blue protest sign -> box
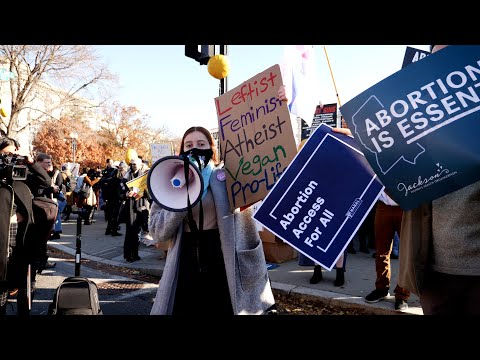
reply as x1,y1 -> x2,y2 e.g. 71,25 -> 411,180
401,46 -> 430,69
340,46 -> 480,210
253,124 -> 384,270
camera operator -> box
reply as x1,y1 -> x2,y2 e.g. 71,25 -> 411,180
0,137 -> 51,316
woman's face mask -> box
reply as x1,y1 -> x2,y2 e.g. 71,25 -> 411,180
180,147 -> 213,170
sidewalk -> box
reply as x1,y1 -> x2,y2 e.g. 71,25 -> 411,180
48,210 -> 423,315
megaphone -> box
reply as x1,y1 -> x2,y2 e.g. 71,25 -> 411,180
147,155 -> 204,212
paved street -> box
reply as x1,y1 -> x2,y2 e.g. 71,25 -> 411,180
5,253 -> 158,316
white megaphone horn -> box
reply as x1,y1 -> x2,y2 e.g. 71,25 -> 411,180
147,155 -> 204,212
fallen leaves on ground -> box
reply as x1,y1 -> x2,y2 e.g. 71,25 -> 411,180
273,292 -> 372,315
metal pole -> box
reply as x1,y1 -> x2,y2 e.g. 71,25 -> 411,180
75,215 -> 82,276
219,45 -> 228,96
217,45 -> 228,161
72,139 -> 76,164
323,46 -> 341,107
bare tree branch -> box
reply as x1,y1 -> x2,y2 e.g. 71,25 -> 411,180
0,45 -> 118,138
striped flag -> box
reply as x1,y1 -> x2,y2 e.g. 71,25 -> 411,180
280,45 -> 321,127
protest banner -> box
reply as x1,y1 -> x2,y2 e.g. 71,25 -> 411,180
151,143 -> 174,163
215,64 -> 297,210
253,123 -> 384,270
126,173 -> 148,199
301,103 -> 338,139
280,45 -> 321,127
340,46 -> 480,210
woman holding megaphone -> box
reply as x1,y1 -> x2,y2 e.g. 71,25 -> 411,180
148,126 -> 275,315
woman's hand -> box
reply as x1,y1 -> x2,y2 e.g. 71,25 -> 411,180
332,127 -> 353,137
278,85 -> 288,102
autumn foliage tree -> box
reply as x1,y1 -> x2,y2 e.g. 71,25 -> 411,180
98,102 -> 173,163
32,116 -> 107,169
33,102 -> 179,169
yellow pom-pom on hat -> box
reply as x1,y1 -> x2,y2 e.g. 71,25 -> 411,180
208,54 -> 230,80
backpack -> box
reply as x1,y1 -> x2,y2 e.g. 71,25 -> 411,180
48,276 -> 103,315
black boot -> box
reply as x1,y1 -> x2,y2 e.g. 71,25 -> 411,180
309,265 -> 323,284
334,267 -> 345,287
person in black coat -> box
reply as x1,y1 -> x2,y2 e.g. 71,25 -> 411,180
0,137 -> 50,315
100,166 -> 125,237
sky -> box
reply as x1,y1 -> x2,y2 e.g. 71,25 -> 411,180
95,45 -> 430,138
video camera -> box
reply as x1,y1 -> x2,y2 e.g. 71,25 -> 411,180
0,153 -> 28,181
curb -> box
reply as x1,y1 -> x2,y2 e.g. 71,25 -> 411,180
270,281 -> 420,315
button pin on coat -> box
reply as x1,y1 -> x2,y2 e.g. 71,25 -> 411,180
216,170 -> 226,182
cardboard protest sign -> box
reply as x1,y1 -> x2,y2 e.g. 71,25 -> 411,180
253,124 -> 384,270
340,45 -> 480,210
126,173 -> 148,199
215,64 -> 297,210
151,143 -> 174,163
